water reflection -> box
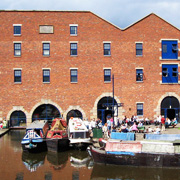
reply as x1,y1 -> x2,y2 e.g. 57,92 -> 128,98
91,163 -> 180,180
69,150 -> 93,169
1,130 -> 180,180
47,151 -> 68,170
22,151 -> 47,172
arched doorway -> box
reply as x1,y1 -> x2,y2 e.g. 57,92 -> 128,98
66,110 -> 83,124
10,111 -> 26,127
97,96 -> 117,124
161,96 -> 180,121
32,104 -> 61,124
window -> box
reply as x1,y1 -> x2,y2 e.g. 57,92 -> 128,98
70,69 -> 78,83
14,70 -> 21,83
136,69 -> 143,82
14,25 -> 21,35
70,26 -> 77,35
137,103 -> 143,116
104,43 -> 111,56
162,40 -> 178,59
136,43 -> 143,56
43,69 -> 50,83
14,43 -> 21,56
104,69 -> 111,82
162,64 -> 178,83
43,43 -> 50,56
70,43 -> 77,56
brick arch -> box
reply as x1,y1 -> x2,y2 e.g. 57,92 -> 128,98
7,106 -> 29,125
64,106 -> 86,121
154,92 -> 180,117
90,92 -> 123,119
29,99 -> 63,124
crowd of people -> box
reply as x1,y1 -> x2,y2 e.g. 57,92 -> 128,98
83,115 -> 178,139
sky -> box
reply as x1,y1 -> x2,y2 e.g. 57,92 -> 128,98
1,0 -> 180,29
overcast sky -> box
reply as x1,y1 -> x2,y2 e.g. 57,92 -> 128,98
1,0 -> 180,29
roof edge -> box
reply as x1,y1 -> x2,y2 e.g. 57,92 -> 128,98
0,10 -> 91,13
122,13 -> 180,31
0,9 -> 122,30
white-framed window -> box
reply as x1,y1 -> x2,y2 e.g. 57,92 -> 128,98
104,69 -> 111,82
13,24 -> 22,36
136,69 -> 143,82
42,42 -> 50,56
13,42 -> 22,56
70,42 -> 78,56
14,69 -> 22,83
70,68 -> 78,83
137,103 -> 143,116
70,24 -> 78,36
43,69 -> 50,83
136,42 -> 143,56
103,42 -> 111,56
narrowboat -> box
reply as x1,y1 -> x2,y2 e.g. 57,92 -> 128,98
46,118 -> 69,152
68,117 -> 92,150
88,136 -> 180,167
21,120 -> 49,152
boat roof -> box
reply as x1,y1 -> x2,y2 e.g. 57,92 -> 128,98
26,120 -> 48,130
68,118 -> 88,132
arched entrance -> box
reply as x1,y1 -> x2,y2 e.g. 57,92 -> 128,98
66,110 -> 83,124
10,111 -> 26,127
161,96 -> 180,121
32,104 -> 61,123
97,96 -> 117,124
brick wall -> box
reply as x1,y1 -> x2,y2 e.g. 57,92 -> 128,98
1,11 -> 180,124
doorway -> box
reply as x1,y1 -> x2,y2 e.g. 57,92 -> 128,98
161,96 -> 179,121
97,96 -> 117,124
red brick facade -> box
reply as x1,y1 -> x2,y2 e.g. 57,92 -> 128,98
1,11 -> 180,125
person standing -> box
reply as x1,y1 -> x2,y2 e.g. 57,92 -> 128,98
161,115 -> 165,131
107,118 -> 111,132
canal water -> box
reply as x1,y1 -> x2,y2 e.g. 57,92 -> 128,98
0,130 -> 180,180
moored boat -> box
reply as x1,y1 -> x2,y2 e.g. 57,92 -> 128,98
21,120 -> 49,153
88,138 -> 180,167
68,117 -> 92,150
46,118 -> 69,152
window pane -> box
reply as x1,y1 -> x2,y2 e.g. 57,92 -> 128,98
136,43 -> 143,56
43,43 -> 50,55
172,68 -> 178,77
14,70 -> 21,83
43,50 -> 50,55
104,69 -> 111,82
70,43 -> 77,55
70,26 -> 77,35
43,43 -> 50,49
104,43 -> 111,55
137,103 -> 143,116
15,70 -> 21,76
43,76 -> 50,82
43,70 -> 50,82
14,26 -> 21,34
43,70 -> 50,76
71,70 -> 77,82
14,43 -> 21,56
71,70 -> 77,76
136,69 -> 143,81
71,76 -> 77,82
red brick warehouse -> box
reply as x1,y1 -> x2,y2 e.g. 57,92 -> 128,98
1,10 -> 180,126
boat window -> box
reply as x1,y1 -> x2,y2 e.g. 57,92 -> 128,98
74,132 -> 85,139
